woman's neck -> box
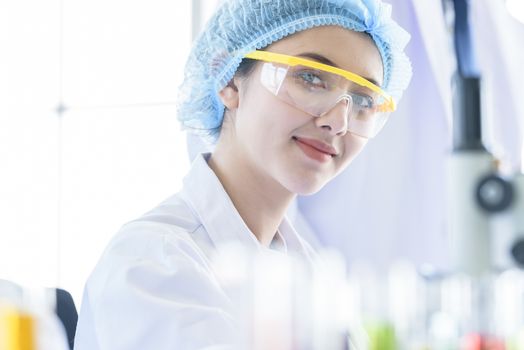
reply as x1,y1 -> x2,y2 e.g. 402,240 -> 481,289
208,144 -> 294,247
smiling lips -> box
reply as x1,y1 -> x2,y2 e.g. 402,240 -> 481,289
293,137 -> 338,163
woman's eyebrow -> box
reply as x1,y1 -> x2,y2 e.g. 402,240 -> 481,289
297,52 -> 338,67
297,52 -> 381,87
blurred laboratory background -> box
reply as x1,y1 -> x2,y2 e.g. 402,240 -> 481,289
1,1 -> 524,347
0,0 -> 202,305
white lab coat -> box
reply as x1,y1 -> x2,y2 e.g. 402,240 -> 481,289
297,0 -> 524,271
74,153 -> 315,350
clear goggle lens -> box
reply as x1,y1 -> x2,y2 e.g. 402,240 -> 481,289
259,62 -> 390,138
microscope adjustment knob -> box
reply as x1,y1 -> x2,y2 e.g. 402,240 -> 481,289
511,237 -> 524,267
476,174 -> 514,213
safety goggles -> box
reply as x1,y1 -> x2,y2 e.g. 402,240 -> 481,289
244,50 -> 395,138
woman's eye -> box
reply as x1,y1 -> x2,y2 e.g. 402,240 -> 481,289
295,71 -> 327,89
352,93 -> 374,109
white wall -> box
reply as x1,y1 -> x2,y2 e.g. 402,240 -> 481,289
0,0 -> 193,306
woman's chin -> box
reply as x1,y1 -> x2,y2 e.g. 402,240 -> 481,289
284,177 -> 328,196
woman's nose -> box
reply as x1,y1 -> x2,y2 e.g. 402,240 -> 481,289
315,97 -> 351,136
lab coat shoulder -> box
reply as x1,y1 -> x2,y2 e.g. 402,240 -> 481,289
75,214 -> 238,350
137,192 -> 202,233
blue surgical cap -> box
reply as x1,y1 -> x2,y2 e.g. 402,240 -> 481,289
177,0 -> 412,143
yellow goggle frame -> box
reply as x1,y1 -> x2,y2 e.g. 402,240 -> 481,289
244,50 -> 396,113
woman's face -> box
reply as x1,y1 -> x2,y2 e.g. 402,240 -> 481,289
220,26 -> 384,195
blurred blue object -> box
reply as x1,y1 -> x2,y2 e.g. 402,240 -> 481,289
55,288 -> 78,350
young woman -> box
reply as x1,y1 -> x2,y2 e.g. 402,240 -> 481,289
74,0 -> 412,349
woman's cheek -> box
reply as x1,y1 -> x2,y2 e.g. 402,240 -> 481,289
341,135 -> 369,164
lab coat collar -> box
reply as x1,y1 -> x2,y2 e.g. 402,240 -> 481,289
181,153 -> 311,257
